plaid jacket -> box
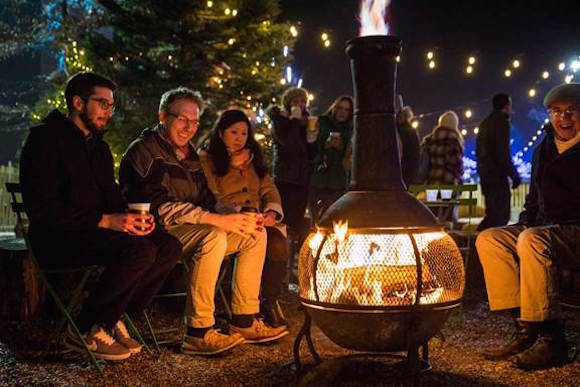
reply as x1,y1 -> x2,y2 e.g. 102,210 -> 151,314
421,126 -> 464,185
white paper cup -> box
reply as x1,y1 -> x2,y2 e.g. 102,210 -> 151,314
440,189 -> 453,200
425,189 -> 439,202
128,203 -> 151,213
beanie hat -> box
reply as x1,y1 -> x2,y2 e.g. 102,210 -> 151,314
543,83 -> 580,107
437,110 -> 459,131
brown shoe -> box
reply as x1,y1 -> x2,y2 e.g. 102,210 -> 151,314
182,329 -> 244,356
230,318 -> 289,344
113,320 -> 142,354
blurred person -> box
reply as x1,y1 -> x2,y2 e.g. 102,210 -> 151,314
20,72 -> 181,361
396,105 -> 420,186
476,83 -> 580,370
476,93 -> 521,231
266,87 -> 317,241
199,109 -> 290,331
417,110 -> 464,185
309,95 -> 354,226
120,88 -> 286,357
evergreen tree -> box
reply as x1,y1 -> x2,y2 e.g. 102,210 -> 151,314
85,0 -> 297,162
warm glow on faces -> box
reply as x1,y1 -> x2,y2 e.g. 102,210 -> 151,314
160,99 -> 200,148
75,86 -> 115,135
548,101 -> 580,141
221,121 -> 249,153
334,100 -> 353,123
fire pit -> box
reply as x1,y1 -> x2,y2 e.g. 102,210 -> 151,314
293,35 -> 465,374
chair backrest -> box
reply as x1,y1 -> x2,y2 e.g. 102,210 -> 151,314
5,182 -> 27,233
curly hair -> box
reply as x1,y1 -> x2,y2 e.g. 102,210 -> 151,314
207,109 -> 267,178
281,87 -> 308,112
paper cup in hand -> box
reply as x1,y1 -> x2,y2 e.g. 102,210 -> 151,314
128,203 -> 152,231
425,189 -> 438,202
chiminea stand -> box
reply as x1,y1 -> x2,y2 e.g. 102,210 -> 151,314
293,305 -> 433,376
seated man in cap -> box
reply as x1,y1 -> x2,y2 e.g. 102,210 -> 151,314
476,82 -> 580,370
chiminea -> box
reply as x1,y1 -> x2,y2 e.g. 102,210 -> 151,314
294,36 -> 465,373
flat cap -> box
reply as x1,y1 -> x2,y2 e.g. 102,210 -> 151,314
543,83 -> 580,107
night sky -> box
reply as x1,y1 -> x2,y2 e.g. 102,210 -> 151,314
279,0 -> 580,160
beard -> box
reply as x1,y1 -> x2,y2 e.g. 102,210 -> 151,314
80,110 -> 107,135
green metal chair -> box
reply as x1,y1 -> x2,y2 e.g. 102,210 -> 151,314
5,182 -> 150,372
143,255 -> 233,351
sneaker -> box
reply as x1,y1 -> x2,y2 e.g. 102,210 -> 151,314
182,328 -> 244,356
230,318 -> 289,344
65,324 -> 131,361
113,320 -> 142,354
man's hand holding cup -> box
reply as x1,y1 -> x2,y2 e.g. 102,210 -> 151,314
127,203 -> 155,235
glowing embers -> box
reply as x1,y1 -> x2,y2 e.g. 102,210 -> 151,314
299,223 -> 464,307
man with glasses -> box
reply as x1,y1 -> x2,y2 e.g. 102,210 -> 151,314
476,83 -> 580,370
120,87 -> 287,356
19,72 -> 182,361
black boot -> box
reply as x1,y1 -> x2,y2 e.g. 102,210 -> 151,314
514,319 -> 568,370
262,299 -> 288,328
482,319 -> 538,360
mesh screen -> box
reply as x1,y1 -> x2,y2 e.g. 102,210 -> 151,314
299,230 -> 464,307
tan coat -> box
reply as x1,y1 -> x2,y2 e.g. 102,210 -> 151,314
199,151 -> 287,236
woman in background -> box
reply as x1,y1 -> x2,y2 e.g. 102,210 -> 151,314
309,95 -> 354,226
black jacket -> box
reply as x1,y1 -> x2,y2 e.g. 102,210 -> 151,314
519,126 -> 580,226
476,110 -> 518,180
397,121 -> 421,186
268,106 -> 317,186
19,109 -> 126,233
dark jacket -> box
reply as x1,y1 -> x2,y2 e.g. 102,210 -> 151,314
310,115 -> 353,191
119,125 -> 216,227
268,106 -> 317,186
519,126 -> 580,226
476,110 -> 518,180
397,121 -> 421,186
20,109 -> 125,235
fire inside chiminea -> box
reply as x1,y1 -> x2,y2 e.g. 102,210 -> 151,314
295,33 -> 465,360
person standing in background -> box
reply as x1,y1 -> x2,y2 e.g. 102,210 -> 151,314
309,95 -> 354,226
476,93 -> 521,231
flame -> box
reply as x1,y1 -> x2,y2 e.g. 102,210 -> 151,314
333,220 -> 348,243
359,0 -> 390,36
305,229 -> 451,306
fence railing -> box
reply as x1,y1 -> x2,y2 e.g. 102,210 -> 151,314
0,164 -> 19,231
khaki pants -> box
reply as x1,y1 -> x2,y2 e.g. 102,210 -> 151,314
168,224 -> 267,328
476,224 -> 580,321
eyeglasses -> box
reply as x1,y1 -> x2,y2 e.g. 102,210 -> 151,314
167,111 -> 200,128
548,105 -> 580,119
82,97 -> 115,112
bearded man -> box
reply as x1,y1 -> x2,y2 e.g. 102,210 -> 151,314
19,72 -> 181,361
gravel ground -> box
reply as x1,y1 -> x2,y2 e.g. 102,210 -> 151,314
1,287 -> 578,387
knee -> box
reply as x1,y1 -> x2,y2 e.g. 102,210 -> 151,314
200,226 -> 228,254
517,228 -> 549,256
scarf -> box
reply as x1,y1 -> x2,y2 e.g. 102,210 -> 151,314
229,148 -> 253,176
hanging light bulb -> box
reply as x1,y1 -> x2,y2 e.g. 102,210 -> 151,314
528,88 -> 536,97
504,69 -> 512,77
512,59 -> 520,68
426,51 -> 434,60
468,56 -> 476,65
542,71 -> 550,79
